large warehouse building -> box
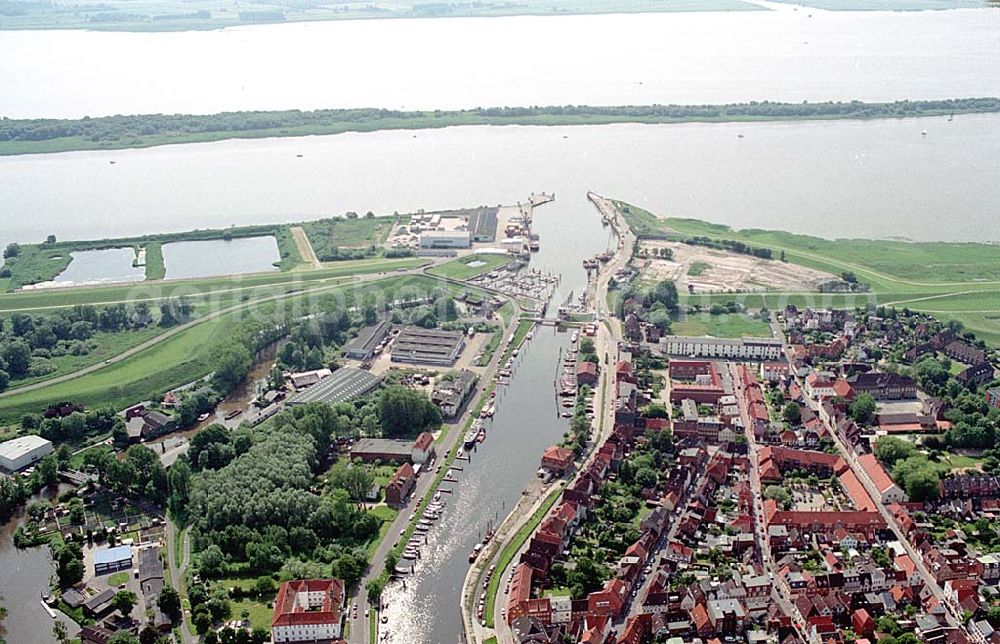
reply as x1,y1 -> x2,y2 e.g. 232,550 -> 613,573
0,435 -> 54,472
286,367 -> 382,406
419,230 -> 471,249
391,327 -> 466,366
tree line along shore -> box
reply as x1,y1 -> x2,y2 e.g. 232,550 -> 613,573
2,98 -> 998,155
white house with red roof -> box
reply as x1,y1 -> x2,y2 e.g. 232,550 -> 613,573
271,578 -> 345,643
857,453 -> 906,504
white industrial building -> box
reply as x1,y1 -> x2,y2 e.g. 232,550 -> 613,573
419,230 -> 471,249
0,435 -> 54,472
660,335 -> 783,361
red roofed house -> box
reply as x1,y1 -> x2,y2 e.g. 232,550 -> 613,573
832,379 -> 855,401
271,578 -> 345,643
944,579 -> 980,614
852,608 -> 875,638
616,361 -> 637,384
411,432 -> 435,464
541,445 -> 575,476
805,373 -> 838,399
857,453 -> 906,504
506,562 -> 535,624
587,578 -> 627,618
385,463 -> 416,508
577,361 -> 599,386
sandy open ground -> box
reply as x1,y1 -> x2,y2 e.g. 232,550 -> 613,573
637,240 -> 836,293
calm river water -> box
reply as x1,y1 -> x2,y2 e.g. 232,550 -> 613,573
2,114 -> 1000,250
0,486 -> 77,644
1,7 -> 999,118
380,188 -> 610,644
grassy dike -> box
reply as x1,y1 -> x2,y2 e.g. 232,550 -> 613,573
0,272 -> 429,423
2,99 -> 998,156
0,257 -> 425,313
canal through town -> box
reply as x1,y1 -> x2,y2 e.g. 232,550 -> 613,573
378,191 -> 611,643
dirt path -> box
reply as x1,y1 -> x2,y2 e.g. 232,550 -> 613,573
291,225 -> 322,269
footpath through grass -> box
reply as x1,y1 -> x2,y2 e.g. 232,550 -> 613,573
483,485 -> 562,627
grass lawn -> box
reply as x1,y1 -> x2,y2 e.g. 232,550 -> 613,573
366,505 -> 399,559
67,444 -> 113,470
643,210 -> 1000,289
477,330 -> 501,367
107,571 -> 129,586
6,324 -> 166,390
228,598 -> 274,631
483,485 -> 562,627
144,241 -> 165,280
426,254 -> 511,281
687,261 -> 712,276
499,319 -> 534,363
671,312 -> 772,338
173,523 -> 186,567
938,452 -> 983,472
0,313 -> 229,423
299,215 -> 396,256
499,301 -> 514,327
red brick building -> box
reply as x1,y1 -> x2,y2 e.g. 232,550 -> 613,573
385,462 -> 415,508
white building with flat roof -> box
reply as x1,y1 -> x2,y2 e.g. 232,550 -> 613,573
660,335 -> 783,361
0,435 -> 53,472
419,230 -> 470,249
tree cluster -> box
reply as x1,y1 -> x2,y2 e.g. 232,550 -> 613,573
617,279 -> 679,332
0,305 -> 151,388
187,404 -> 379,583
682,236 -> 772,259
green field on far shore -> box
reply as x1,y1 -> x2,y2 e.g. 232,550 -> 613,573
3,99 -> 998,156
1,0 -> 984,32
617,200 -> 1000,346
0,0 -> 761,32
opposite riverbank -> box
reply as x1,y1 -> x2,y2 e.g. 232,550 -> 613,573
2,98 -> 998,156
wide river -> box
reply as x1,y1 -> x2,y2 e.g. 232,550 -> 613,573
1,7 -> 999,118
2,114 -> 1000,250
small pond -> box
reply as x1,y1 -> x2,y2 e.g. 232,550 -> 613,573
161,236 -> 280,280
48,247 -> 144,287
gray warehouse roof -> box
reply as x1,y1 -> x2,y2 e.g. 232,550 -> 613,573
0,435 -> 52,460
286,367 -> 381,406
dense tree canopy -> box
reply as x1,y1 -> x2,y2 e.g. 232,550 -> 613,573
377,385 -> 443,438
